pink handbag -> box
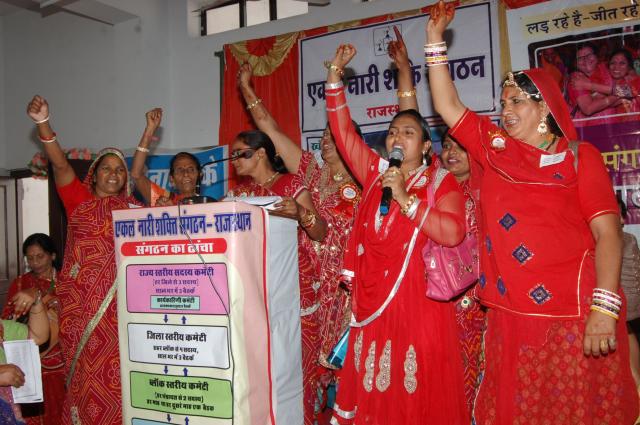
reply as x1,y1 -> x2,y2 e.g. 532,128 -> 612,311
422,172 -> 479,301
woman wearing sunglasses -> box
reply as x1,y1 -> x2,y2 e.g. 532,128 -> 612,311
226,129 -> 326,423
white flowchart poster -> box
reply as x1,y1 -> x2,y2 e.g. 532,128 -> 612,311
114,202 -> 301,425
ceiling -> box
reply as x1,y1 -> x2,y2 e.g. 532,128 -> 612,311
0,0 -> 330,23
0,0 -> 138,24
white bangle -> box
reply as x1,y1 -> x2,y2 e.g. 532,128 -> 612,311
325,81 -> 344,90
34,115 -> 50,124
136,146 -> 150,153
39,135 -> 57,144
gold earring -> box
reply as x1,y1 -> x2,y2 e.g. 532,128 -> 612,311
537,117 -> 548,135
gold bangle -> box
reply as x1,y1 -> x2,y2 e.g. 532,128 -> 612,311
246,98 -> 262,111
590,305 -> 619,320
323,61 -> 344,77
397,89 -> 417,98
401,194 -> 417,215
300,209 -> 317,228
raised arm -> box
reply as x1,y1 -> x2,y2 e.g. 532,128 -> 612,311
130,108 -> 163,205
326,44 -> 378,184
426,1 -> 466,128
237,63 -> 303,174
388,26 -> 419,111
27,96 -> 75,188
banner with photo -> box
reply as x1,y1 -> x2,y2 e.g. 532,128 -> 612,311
124,146 -> 229,202
508,0 -> 640,235
299,1 -> 500,154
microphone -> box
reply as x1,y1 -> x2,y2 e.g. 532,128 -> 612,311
380,146 -> 404,216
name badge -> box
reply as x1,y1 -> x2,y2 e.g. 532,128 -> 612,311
539,151 -> 566,168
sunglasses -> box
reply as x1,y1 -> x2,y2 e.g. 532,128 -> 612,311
230,149 -> 255,161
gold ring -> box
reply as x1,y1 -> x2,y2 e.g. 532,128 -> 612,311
599,339 -> 608,349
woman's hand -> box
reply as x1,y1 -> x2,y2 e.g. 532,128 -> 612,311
583,309 -> 617,357
10,288 -> 39,317
274,196 -> 300,219
331,44 -> 357,70
145,108 -> 163,134
426,0 -> 457,39
388,26 -> 410,68
155,196 -> 175,207
0,364 -> 25,388
27,95 -> 49,123
381,166 -> 409,205
571,75 -> 592,91
237,62 -> 253,89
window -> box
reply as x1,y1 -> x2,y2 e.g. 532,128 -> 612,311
202,0 -> 308,36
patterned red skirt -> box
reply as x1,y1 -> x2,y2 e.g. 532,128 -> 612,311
475,306 -> 639,424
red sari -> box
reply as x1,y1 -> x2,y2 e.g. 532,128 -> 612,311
326,85 -> 468,424
56,148 -> 139,425
449,69 -> 639,424
228,174 -> 321,425
2,273 -> 64,425
296,151 -> 360,369
452,178 -> 486,417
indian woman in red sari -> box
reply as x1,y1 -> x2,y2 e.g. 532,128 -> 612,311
130,108 -> 205,206
236,28 -> 416,396
226,129 -> 327,424
440,134 -> 486,417
236,61 -> 363,417
2,233 -> 64,425
27,95 -> 141,425
325,45 -> 468,424
427,1 -> 639,422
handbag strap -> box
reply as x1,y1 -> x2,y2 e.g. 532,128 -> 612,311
426,167 -> 449,208
66,278 -> 118,388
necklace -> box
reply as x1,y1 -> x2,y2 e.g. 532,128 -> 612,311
332,172 -> 345,182
260,172 -> 279,187
407,166 -> 423,177
537,135 -> 557,151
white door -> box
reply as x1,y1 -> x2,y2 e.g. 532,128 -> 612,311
0,177 -> 18,308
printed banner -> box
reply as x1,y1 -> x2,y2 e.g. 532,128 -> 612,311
125,146 -> 229,202
507,0 -> 640,237
299,1 -> 500,153
114,202 -> 302,425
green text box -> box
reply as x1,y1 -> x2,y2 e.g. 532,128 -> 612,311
130,372 -> 232,419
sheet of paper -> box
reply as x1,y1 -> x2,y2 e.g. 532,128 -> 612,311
4,339 -> 43,403
223,196 -> 281,210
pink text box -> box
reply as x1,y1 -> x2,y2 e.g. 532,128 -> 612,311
126,263 -> 229,315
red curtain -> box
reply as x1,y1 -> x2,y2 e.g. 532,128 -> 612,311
219,35 -> 300,186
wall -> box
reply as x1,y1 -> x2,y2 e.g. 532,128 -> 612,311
1,0 -> 428,170
0,18 -> 5,170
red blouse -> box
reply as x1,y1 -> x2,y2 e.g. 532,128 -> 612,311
450,109 -> 618,317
